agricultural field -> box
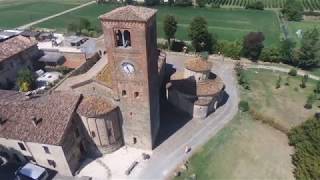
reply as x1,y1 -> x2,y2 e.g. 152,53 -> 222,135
209,0 -> 320,10
37,4 -> 281,47
176,68 -> 319,179
0,0 -> 91,28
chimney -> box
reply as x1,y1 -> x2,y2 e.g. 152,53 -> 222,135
31,117 -> 42,127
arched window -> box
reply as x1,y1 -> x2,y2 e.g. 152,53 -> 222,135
115,30 -> 123,47
123,30 -> 131,47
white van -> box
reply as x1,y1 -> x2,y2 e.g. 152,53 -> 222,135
15,163 -> 49,180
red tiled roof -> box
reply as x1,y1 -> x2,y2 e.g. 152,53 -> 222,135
100,5 -> 157,22
0,36 -> 37,62
0,90 -> 81,145
77,95 -> 116,117
185,57 -> 212,72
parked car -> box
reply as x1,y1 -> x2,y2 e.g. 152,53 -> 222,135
15,163 -> 48,180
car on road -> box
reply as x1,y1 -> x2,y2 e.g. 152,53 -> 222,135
15,163 -> 48,180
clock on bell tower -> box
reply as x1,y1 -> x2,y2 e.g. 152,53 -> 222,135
100,5 -> 160,150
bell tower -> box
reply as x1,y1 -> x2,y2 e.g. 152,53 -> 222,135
100,6 -> 160,150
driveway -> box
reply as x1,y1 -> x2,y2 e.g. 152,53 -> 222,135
129,53 -> 240,179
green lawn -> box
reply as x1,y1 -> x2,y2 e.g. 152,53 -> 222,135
175,68 -> 319,179
37,4 -> 281,47
287,20 -> 320,45
0,0 -> 91,28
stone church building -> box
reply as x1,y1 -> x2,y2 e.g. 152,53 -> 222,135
0,5 -> 223,176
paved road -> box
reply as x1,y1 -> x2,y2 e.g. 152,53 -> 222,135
130,53 -> 240,179
18,1 -> 95,29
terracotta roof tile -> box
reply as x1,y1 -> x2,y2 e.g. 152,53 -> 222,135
0,36 -> 37,62
100,5 -> 157,22
0,90 -> 81,145
185,57 -> 212,72
77,95 -> 116,117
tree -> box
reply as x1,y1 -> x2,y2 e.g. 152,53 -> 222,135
260,47 -> 280,62
315,81 -> 320,94
279,39 -> 296,65
281,0 -> 303,21
245,1 -> 264,10
17,68 -> 35,92
196,0 -> 208,7
145,0 -> 159,6
79,18 -> 91,31
67,22 -> 79,33
297,28 -> 320,69
163,15 -> 178,49
188,17 -> 215,53
242,32 -> 265,61
218,41 -> 242,59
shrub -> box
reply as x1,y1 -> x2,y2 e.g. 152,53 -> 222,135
56,66 -> 74,75
300,75 -> 308,88
170,40 -> 186,52
304,93 -> 316,109
288,68 -> 297,76
276,75 -> 282,89
218,41 -> 241,60
174,0 -> 193,6
259,47 -> 280,63
196,0 -> 207,7
234,62 -> 244,76
285,76 -> 290,86
238,72 -> 250,90
245,1 -> 264,10
239,101 -> 250,112
314,81 -> 320,94
288,117 -> 320,179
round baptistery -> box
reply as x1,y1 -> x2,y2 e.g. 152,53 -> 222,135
77,95 -> 123,154
184,57 -> 213,82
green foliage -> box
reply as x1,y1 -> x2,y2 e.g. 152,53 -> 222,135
239,101 -> 250,112
259,47 -> 280,62
188,17 -> 216,53
242,32 -> 265,61
163,15 -> 178,48
304,93 -> 316,109
297,28 -> 320,69
279,39 -> 297,65
239,72 -> 250,90
56,66 -> 73,75
276,75 -> 282,89
281,0 -> 303,21
234,62 -> 244,76
17,68 -> 35,92
218,41 -> 242,60
170,40 -> 186,52
174,0 -> 192,6
67,22 -> 79,33
245,1 -> 264,10
300,74 -> 309,88
314,81 -> 320,94
196,0 -> 208,7
79,18 -> 91,30
288,117 -> 320,179
144,0 -> 160,6
288,68 -> 297,76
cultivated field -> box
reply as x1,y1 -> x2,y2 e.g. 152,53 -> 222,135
176,68 -> 318,179
210,0 -> 320,10
37,4 -> 281,47
0,0 -> 91,28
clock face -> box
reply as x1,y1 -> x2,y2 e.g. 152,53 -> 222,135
121,62 -> 135,74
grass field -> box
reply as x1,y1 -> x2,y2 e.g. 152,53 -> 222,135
0,0 -> 91,28
175,68 -> 319,179
37,4 -> 281,47
175,112 -> 294,180
288,20 -> 320,44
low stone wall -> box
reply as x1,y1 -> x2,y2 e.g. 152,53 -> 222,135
70,53 -> 100,77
